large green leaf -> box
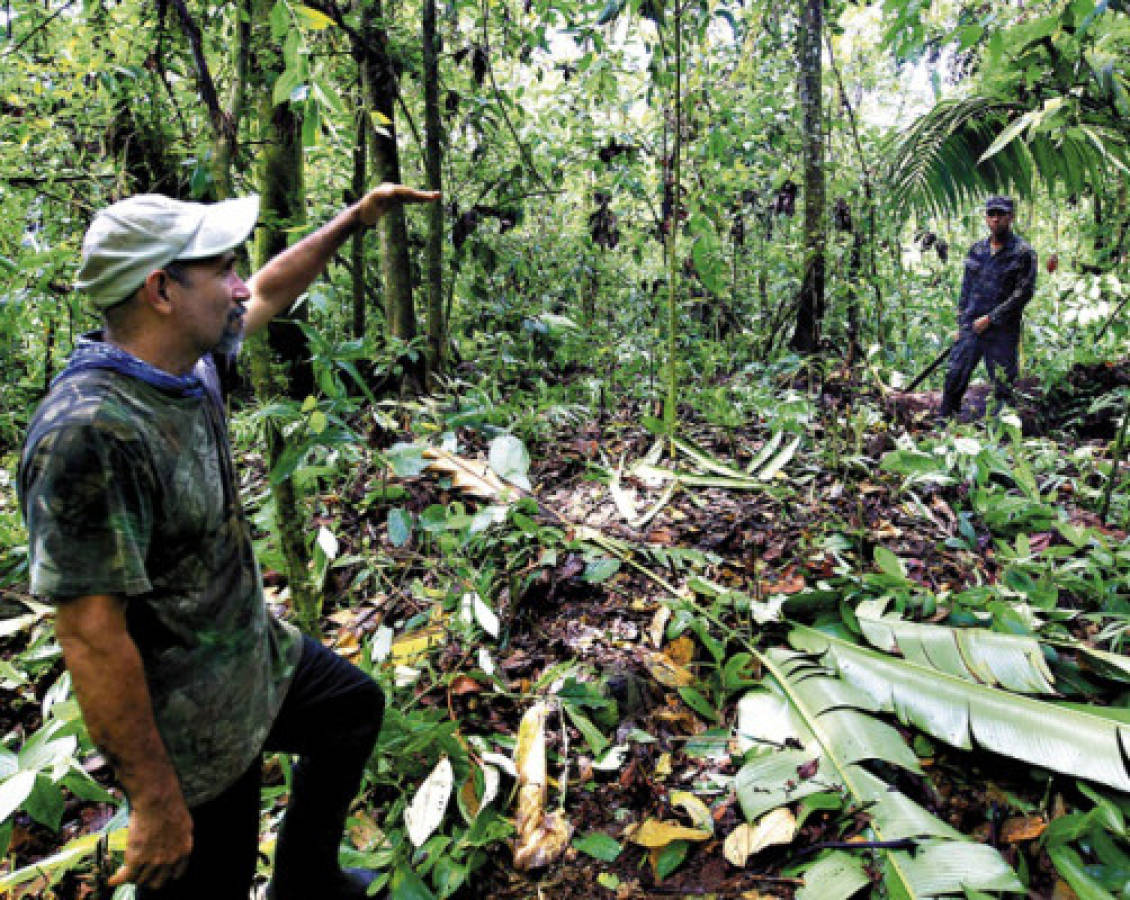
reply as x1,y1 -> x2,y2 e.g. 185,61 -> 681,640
791,625 -> 1130,793
857,615 -> 1056,694
734,649 -> 1023,898
793,850 -> 869,900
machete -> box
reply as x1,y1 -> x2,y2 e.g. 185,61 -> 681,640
904,342 -> 955,393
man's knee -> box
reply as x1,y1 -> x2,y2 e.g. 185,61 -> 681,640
354,676 -> 385,741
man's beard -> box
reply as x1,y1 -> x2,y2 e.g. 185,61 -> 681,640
213,314 -> 244,356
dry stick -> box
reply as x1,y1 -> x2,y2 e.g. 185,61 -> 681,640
1094,291 -> 1130,343
1100,392 -> 1130,523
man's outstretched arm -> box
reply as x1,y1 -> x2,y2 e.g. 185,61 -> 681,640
55,594 -> 193,890
243,183 -> 440,337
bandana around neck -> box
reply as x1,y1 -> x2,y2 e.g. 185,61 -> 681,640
53,331 -> 206,399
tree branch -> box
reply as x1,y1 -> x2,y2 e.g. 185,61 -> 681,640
2,0 -> 78,57
480,0 -> 551,193
163,0 -> 234,141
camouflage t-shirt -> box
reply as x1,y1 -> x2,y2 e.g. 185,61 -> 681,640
18,336 -> 301,806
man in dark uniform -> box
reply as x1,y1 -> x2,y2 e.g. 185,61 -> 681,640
938,195 -> 1038,420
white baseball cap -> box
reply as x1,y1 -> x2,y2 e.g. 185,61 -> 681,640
75,194 -> 260,310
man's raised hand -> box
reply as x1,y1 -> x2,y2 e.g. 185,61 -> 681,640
357,183 -> 441,227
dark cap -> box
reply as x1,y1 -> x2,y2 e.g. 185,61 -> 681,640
985,195 -> 1014,214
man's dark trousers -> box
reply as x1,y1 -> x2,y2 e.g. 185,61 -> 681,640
939,326 -> 1020,418
135,636 -> 384,900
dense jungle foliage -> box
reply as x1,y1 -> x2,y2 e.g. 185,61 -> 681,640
1,0 -> 1130,897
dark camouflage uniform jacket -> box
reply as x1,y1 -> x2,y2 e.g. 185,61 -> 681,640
958,232 -> 1038,333
18,334 -> 301,806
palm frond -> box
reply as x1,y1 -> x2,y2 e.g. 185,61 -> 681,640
884,96 -> 1130,215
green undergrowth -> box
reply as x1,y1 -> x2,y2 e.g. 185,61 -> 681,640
1,338 -> 1130,898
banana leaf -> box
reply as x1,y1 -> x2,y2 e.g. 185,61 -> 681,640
857,615 -> 1056,694
793,850 -> 869,900
791,625 -> 1130,793
745,431 -> 784,474
734,649 -> 1023,898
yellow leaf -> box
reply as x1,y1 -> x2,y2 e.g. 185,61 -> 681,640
512,702 -> 574,870
460,772 -> 481,820
390,626 -> 445,665
421,447 -> 515,502
669,791 -> 714,833
628,818 -> 712,848
296,5 -> 335,28
641,649 -> 694,688
665,636 -> 696,666
655,752 -> 673,777
722,809 -> 798,867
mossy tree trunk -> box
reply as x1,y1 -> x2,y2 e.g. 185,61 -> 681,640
247,0 -> 319,636
789,0 -> 825,353
361,0 -> 422,388
422,0 -> 445,377
663,0 -> 682,436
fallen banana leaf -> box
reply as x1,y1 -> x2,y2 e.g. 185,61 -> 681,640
734,647 -> 1023,898
857,614 -> 1057,694
512,702 -> 573,870
0,826 -> 127,891
1077,645 -> 1130,683
791,624 -> 1130,793
793,849 -> 870,900
757,434 -> 802,481
419,446 -> 516,502
745,431 -> 784,474
632,462 -> 763,491
608,460 -> 641,522
673,435 -> 755,480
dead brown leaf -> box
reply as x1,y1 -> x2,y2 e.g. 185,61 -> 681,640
1000,815 -> 1047,843
449,674 -> 482,696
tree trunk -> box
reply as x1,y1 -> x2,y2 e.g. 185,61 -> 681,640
789,0 -> 825,353
361,0 -> 420,372
663,0 -> 682,434
211,0 -> 251,199
351,104 -> 368,340
422,0 -> 445,377
247,0 -> 319,636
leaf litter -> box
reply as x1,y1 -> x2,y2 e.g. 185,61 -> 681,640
4,366 -> 1130,898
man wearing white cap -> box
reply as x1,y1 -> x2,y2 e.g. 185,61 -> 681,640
18,184 -> 439,899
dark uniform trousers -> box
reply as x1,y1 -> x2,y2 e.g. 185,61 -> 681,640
939,326 -> 1020,417
136,636 -> 384,900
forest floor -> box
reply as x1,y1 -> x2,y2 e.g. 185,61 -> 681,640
2,358 -> 1129,899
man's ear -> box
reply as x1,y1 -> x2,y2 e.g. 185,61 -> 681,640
139,270 -> 174,314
